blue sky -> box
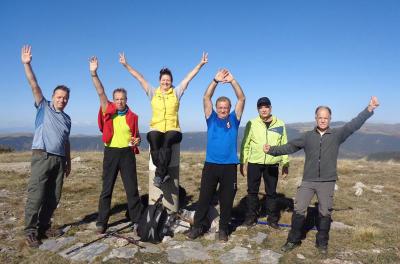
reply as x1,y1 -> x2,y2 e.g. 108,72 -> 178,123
1,0 -> 399,134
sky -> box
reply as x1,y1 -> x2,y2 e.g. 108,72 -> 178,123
0,0 -> 399,134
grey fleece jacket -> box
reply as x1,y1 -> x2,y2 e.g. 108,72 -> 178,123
268,107 -> 373,182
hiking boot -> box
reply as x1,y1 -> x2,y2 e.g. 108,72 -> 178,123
25,233 -> 42,248
38,228 -> 64,240
281,241 -> 301,252
96,225 -> 107,235
218,230 -> 229,242
316,244 -> 328,255
186,227 -> 204,240
268,221 -> 280,230
243,217 -> 257,227
153,176 -> 162,188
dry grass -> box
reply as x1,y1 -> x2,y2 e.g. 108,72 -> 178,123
0,152 -> 399,263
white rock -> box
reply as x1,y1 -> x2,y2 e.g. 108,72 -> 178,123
71,156 -> 81,162
297,253 -> 305,259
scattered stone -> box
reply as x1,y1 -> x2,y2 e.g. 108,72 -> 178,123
334,184 -> 339,191
60,242 -> 109,262
102,247 -> 138,262
250,232 -> 267,245
331,221 -> 354,230
167,241 -> 211,263
0,189 -> 11,198
219,246 -> 254,264
353,182 -> 365,196
162,235 -> 172,243
39,236 -> 76,252
258,249 -> 282,264
115,238 -> 130,247
297,253 -> 305,259
71,156 -> 81,162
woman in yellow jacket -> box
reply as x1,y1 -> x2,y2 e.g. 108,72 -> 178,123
120,52 -> 208,187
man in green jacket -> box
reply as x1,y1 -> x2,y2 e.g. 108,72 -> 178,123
240,97 -> 289,229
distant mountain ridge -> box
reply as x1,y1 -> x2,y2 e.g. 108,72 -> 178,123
1,123 -> 399,158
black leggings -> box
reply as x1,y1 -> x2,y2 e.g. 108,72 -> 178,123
147,130 -> 182,178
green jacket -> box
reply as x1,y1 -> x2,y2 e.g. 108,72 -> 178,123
240,116 -> 289,167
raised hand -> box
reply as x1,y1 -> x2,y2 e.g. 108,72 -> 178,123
119,52 -> 127,66
368,96 -> 380,112
89,56 -> 98,72
263,144 -> 271,154
200,52 -> 208,66
21,45 -> 32,64
215,69 -> 229,82
222,70 -> 235,83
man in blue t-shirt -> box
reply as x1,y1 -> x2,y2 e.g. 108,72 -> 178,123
186,69 -> 245,242
21,45 -> 71,248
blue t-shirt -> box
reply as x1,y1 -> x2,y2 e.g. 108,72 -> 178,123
205,110 -> 240,164
31,98 -> 71,157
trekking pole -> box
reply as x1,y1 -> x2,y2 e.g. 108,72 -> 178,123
109,233 -> 145,249
65,223 -> 132,255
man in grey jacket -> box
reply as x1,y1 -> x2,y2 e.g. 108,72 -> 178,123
263,96 -> 379,254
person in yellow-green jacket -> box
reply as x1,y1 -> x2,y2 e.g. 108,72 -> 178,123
119,52 -> 208,188
240,97 -> 289,229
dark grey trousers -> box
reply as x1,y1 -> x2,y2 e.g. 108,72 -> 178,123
24,151 -> 65,235
294,181 -> 335,217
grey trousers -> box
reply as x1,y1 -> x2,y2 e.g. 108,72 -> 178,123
24,151 -> 65,235
294,181 -> 335,217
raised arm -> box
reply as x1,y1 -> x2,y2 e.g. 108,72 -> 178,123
179,52 -> 208,92
264,134 -> 306,156
89,56 -> 108,112
21,45 -> 43,105
203,69 -> 229,118
119,52 -> 151,94
223,71 -> 245,120
339,96 -> 379,142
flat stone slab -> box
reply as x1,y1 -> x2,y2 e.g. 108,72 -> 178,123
102,247 -> 138,262
59,242 -> 109,262
250,232 -> 267,245
219,246 -> 255,264
39,236 -> 76,252
167,241 -> 211,263
258,249 -> 282,264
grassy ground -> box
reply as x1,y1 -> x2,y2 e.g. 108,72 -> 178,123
0,151 -> 399,263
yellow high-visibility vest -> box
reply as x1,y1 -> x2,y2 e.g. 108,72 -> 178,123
150,87 -> 180,132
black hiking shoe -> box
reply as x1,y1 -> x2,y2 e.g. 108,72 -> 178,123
96,224 -> 107,235
38,228 -> 64,240
218,230 -> 229,242
316,244 -> 328,255
243,217 -> 257,227
25,233 -> 42,248
267,221 -> 280,229
186,227 -> 205,240
281,241 -> 301,252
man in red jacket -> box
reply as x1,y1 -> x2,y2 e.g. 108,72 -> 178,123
89,56 -> 142,234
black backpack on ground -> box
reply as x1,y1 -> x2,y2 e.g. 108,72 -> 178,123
137,194 -> 168,243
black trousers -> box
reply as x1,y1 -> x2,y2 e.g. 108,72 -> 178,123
246,162 -> 280,223
147,130 -> 182,178
193,162 -> 237,232
97,147 -> 142,227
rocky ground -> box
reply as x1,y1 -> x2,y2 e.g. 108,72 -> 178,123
0,151 -> 399,263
